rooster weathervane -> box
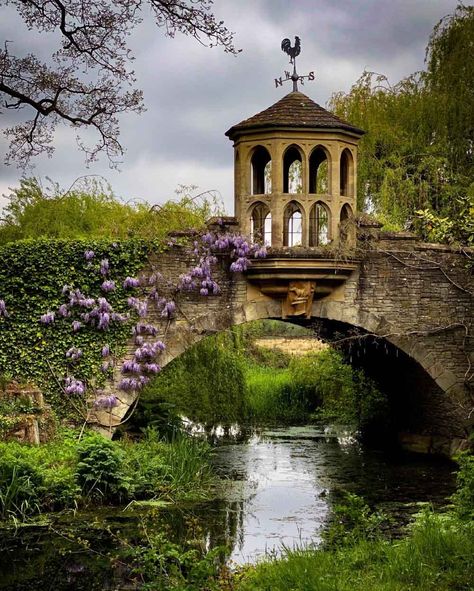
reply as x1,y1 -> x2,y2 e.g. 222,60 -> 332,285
276,36 -> 315,92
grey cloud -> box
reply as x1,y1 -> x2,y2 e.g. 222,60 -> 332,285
0,0 -> 462,212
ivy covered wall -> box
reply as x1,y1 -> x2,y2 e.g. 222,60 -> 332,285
0,238 -> 157,417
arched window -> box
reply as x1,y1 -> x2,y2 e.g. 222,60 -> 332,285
283,146 -> 303,193
339,203 -> 354,244
340,148 -> 354,197
309,146 -> 330,194
251,146 -> 271,195
283,201 -> 303,247
309,202 -> 330,246
250,202 -> 272,245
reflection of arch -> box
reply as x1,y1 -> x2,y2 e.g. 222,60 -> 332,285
340,203 -> 354,244
283,200 -> 303,246
251,146 -> 271,195
309,201 -> 330,246
309,146 -> 330,194
340,148 -> 354,197
283,145 -> 303,193
249,201 -> 272,245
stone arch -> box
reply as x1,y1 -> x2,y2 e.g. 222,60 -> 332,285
95,296 -> 466,456
250,146 -> 272,195
248,201 -> 272,245
340,148 -> 354,197
339,202 -> 355,244
309,145 -> 331,194
283,200 -> 305,246
309,201 -> 330,246
283,144 -> 304,194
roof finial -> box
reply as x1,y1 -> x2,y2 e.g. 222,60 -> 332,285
275,36 -> 315,92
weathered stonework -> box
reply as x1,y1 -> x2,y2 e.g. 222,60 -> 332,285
90,229 -> 473,457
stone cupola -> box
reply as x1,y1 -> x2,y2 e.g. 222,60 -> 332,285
225,91 -> 365,248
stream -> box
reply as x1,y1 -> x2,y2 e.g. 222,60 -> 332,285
0,424 -> 456,590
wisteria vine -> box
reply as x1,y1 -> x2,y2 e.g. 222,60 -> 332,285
33,228 -> 266,421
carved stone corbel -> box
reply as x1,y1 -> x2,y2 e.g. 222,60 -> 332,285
282,280 -> 316,319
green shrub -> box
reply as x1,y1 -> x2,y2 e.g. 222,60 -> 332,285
451,452 -> 474,520
75,433 -> 131,502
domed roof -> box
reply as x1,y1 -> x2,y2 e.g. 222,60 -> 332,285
225,91 -> 365,139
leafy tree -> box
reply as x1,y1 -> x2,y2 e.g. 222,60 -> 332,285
329,4 -> 474,244
0,0 -> 238,166
0,177 -> 220,243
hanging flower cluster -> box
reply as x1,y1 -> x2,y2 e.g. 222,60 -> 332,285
65,347 -> 82,362
178,231 -> 266,294
0,299 -> 9,319
64,377 -> 86,396
94,394 -> 119,410
41,231 -> 266,413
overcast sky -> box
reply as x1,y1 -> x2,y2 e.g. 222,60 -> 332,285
0,0 -> 465,213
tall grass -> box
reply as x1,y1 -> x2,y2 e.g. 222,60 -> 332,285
161,434 -> 214,498
244,365 -> 312,423
236,512 -> 474,591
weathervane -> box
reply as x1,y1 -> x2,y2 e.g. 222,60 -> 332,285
275,36 -> 315,91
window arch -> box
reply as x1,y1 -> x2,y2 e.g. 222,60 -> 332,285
251,146 -> 271,195
309,146 -> 330,194
250,202 -> 272,245
283,201 -> 303,247
340,148 -> 354,197
309,202 -> 330,246
339,203 -> 354,244
283,145 -> 303,194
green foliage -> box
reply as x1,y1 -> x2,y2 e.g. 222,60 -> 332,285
329,5 -> 474,244
245,365 -> 312,423
0,237 -> 153,416
0,428 -> 216,520
236,512 -> 474,591
451,453 -> 474,520
160,434 -> 214,499
0,178 -> 215,244
142,332 -> 247,427
291,349 -> 388,431
76,433 -> 131,502
127,525 -> 226,591
323,491 -> 387,549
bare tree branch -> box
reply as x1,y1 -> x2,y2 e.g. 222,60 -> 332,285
0,0 -> 239,166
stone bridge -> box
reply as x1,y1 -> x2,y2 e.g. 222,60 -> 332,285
94,224 -> 473,457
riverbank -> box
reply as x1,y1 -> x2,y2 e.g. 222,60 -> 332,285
1,425 -> 469,590
0,427 -> 214,521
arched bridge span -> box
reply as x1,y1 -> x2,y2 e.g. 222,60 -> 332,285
93,231 -> 473,456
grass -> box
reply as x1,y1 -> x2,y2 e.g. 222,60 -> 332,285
244,365 -> 311,423
235,511 -> 474,591
0,427 -> 216,520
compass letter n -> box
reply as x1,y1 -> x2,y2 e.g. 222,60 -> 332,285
274,77 -> 283,88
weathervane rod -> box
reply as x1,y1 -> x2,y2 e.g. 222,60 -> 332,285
275,36 -> 315,91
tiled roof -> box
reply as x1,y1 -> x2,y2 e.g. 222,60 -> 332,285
225,91 -> 365,139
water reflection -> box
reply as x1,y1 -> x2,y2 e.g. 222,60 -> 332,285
0,424 -> 456,589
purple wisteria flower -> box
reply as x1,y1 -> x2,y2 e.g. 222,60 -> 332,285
122,360 -> 141,374
0,299 -> 9,318
58,304 -> 70,317
161,301 -> 176,318
100,259 -> 109,276
143,363 -> 161,374
72,320 -> 82,332
84,250 -> 95,261
66,347 -> 82,362
123,277 -> 140,289
93,395 -> 119,410
101,344 -> 110,357
101,280 -> 116,293
64,377 -> 85,396
40,311 -> 55,325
